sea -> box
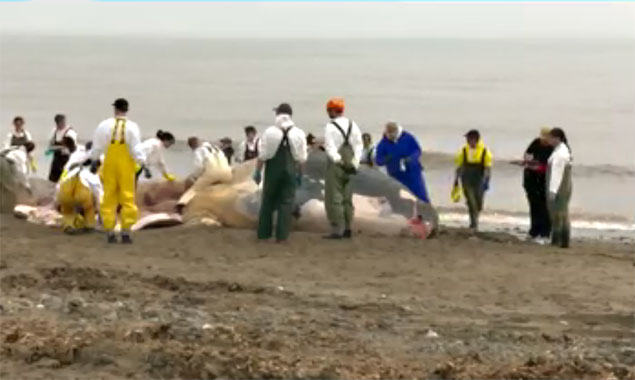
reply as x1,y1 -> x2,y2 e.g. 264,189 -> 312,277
1,35 -> 633,236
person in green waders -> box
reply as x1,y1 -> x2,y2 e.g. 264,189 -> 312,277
453,129 -> 493,232
323,97 -> 363,239
252,103 -> 307,242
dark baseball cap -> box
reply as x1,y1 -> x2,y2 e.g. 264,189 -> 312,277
465,129 -> 480,139
273,103 -> 293,116
112,98 -> 129,112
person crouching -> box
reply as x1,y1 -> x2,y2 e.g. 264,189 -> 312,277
56,160 -> 104,235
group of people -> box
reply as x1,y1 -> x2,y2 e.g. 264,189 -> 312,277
2,97 -> 573,248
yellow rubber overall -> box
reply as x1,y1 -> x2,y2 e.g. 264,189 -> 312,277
57,174 -> 95,229
100,118 -> 138,231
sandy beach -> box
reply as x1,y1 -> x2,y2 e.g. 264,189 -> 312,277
1,217 -> 633,379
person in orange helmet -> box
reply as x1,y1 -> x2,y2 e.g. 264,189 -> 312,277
323,97 -> 363,239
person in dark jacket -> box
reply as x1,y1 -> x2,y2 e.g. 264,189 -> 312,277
522,127 -> 554,244
375,122 -> 430,207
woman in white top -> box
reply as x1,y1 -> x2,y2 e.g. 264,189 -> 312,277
4,116 -> 33,149
139,130 -> 176,181
546,127 -> 573,249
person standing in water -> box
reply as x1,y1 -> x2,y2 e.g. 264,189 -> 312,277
236,126 -> 259,163
323,97 -> 363,239
253,103 -> 307,242
522,127 -> 554,244
454,129 -> 493,231
547,127 -> 573,249
90,98 -> 146,244
4,116 -> 33,149
375,122 -> 431,217
47,114 -> 78,183
139,130 -> 177,182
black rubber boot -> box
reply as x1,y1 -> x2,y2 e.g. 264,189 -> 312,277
107,232 -> 118,244
121,233 -> 133,244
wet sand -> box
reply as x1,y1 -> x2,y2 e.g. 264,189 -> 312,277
0,218 -> 633,379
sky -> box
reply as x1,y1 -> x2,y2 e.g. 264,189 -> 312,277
0,0 -> 633,39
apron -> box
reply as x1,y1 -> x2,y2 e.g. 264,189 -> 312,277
243,139 -> 259,161
10,134 -> 28,147
48,127 -> 73,183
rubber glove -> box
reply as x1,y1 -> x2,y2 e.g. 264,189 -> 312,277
30,160 -> 38,173
44,148 -> 54,157
252,170 -> 262,185
399,158 -> 407,172
164,173 -> 176,182
482,177 -> 490,192
451,183 -> 462,203
90,160 -> 99,174
144,167 -> 152,179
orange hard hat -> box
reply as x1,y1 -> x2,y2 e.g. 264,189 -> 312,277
326,97 -> 345,112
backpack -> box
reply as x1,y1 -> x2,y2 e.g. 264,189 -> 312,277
331,120 -> 356,174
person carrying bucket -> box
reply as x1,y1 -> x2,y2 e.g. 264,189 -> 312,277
453,129 -> 493,231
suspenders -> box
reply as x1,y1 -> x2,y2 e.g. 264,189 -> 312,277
463,146 -> 488,168
278,126 -> 293,150
331,120 -> 353,146
110,118 -> 127,144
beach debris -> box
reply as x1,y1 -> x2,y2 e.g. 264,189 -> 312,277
202,323 -> 213,330
66,297 -> 85,313
424,328 -> 439,338
276,286 -> 285,292
559,320 -> 569,326
36,304 -> 45,309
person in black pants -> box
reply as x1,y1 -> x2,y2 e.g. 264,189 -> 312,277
522,128 -> 554,243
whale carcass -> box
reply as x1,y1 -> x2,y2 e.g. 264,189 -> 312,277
5,149 -> 439,238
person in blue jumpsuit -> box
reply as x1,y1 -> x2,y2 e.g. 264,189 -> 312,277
375,122 -> 430,209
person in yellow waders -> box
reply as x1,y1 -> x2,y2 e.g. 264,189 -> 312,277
90,98 -> 146,244
56,162 -> 103,235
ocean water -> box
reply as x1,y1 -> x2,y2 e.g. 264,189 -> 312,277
1,35 -> 633,227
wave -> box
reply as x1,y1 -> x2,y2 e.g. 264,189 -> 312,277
438,211 -> 635,237
166,140 -> 634,177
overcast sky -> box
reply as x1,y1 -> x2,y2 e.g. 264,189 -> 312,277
0,0 -> 633,39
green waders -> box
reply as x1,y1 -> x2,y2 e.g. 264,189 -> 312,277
257,128 -> 297,241
325,120 -> 356,235
460,147 -> 488,230
547,164 -> 572,248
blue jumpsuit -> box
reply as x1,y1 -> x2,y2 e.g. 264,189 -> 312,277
375,131 -> 430,203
